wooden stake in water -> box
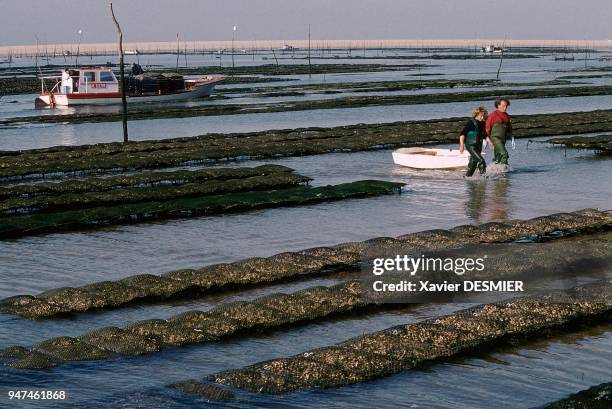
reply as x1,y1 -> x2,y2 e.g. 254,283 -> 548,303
232,26 -> 237,71
109,2 -> 128,143
34,35 -> 40,75
176,32 -> 180,70
496,39 -> 506,80
271,47 -> 279,67
308,24 -> 312,79
75,29 -> 83,67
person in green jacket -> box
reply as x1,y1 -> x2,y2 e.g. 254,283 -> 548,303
459,106 -> 493,177
485,98 -> 513,166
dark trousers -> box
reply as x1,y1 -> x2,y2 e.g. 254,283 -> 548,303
491,136 -> 509,165
465,141 -> 486,176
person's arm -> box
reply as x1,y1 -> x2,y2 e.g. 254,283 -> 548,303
485,113 -> 494,136
459,121 -> 472,137
485,114 -> 495,148
459,120 -> 472,153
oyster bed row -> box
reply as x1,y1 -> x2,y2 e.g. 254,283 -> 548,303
4,85 -> 611,125
543,381 -> 612,408
207,280 -> 611,394
0,165 -> 311,215
2,208 -> 609,318
2,110 -> 611,181
0,164 -> 296,200
544,134 -> 612,153
0,179 -> 402,239
222,78 -> 571,96
1,228 -> 609,370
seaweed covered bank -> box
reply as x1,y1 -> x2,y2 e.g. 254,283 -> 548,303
544,382 -> 612,408
542,134 -> 612,154
0,179 -> 402,239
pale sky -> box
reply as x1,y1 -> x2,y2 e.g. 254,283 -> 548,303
1,0 -> 610,46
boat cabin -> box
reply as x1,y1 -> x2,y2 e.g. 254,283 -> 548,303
61,68 -> 119,94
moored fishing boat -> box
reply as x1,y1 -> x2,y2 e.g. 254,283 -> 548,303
35,66 -> 223,106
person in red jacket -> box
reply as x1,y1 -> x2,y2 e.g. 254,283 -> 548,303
485,98 -> 512,165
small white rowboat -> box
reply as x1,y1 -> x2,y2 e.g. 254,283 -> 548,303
392,147 -> 479,169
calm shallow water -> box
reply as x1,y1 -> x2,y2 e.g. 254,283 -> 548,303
2,94 -> 612,150
0,54 -> 611,408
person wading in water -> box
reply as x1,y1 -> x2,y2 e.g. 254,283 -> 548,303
459,106 -> 493,177
486,98 -> 513,167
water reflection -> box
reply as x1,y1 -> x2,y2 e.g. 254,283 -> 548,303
59,123 -> 79,145
465,177 -> 511,223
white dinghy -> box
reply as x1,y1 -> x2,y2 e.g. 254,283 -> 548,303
392,147 -> 478,170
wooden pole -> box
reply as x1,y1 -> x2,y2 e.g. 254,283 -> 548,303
232,26 -> 236,70
34,35 -> 40,75
496,50 -> 504,80
496,39 -> 506,80
271,47 -> 279,67
308,24 -> 311,79
109,2 -> 128,143
75,30 -> 83,67
176,32 -> 180,70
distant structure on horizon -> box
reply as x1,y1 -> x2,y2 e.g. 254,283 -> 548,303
0,38 -> 610,58
480,44 -> 505,53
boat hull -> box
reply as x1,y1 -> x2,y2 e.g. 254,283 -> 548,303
35,79 -> 221,106
392,147 -> 479,169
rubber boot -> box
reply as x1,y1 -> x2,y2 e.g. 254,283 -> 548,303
466,158 -> 477,177
465,143 -> 486,177
478,160 -> 487,175
476,140 -> 486,175
491,136 -> 509,165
